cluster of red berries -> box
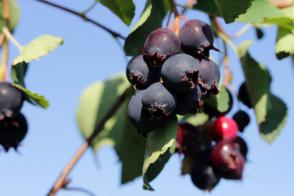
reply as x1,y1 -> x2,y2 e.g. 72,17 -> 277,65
177,114 -> 250,191
0,82 -> 27,151
127,19 -> 220,135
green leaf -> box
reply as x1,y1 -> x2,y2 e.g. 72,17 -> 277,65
238,41 -> 271,124
214,0 -> 252,23
275,27 -> 294,59
237,0 -> 284,23
259,95 -> 288,143
0,0 -> 20,31
204,85 -> 230,113
13,84 -> 49,109
13,35 -> 63,65
143,116 -> 177,191
193,0 -> 221,16
76,74 -> 146,184
11,62 -> 28,87
238,42 -> 287,143
179,113 -> 209,127
236,0 -> 294,30
124,0 -> 170,56
97,0 -> 135,25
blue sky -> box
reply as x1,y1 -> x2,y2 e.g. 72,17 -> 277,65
0,0 -> 294,195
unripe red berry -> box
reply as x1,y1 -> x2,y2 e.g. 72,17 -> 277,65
211,116 -> 238,141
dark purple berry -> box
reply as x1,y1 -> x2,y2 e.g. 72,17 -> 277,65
175,86 -> 203,115
161,54 -> 200,93
0,82 -> 24,117
211,140 -> 245,180
232,136 -> 249,160
190,162 -> 220,191
126,55 -> 160,89
0,113 -> 28,151
233,110 -> 250,132
176,123 -> 211,156
127,90 -> 161,135
198,59 -> 220,94
238,82 -> 252,108
179,20 -> 217,59
143,28 -> 181,69
142,82 -> 176,117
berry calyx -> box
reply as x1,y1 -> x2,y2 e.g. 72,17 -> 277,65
211,116 -> 238,141
143,28 -> 181,69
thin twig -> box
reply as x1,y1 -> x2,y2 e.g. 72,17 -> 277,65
47,88 -> 130,196
2,0 -> 10,21
2,27 -> 23,50
33,0 -> 125,40
65,186 -> 97,196
82,1 -> 97,15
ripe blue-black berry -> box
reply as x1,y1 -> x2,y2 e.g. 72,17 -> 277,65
198,59 -> 220,94
0,113 -> 28,151
142,82 -> 176,117
190,161 -> 220,191
175,86 -> 203,115
0,82 -> 24,117
126,55 -> 160,89
238,82 -> 252,108
127,90 -> 161,135
233,110 -> 250,132
143,28 -> 181,69
179,20 -> 217,59
161,53 -> 200,93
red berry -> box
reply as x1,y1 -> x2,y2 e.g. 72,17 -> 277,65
211,116 -> 238,141
210,141 -> 245,180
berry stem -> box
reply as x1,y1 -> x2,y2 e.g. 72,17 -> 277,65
2,0 -> 10,22
0,0 -> 11,81
170,0 -> 180,17
47,87 -> 130,196
33,0 -> 125,40
210,17 -> 238,54
270,0 -> 294,8
0,38 -> 9,81
2,27 -> 23,51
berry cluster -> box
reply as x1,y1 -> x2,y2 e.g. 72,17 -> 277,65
127,20 -> 220,135
0,82 -> 27,151
177,112 -> 250,191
